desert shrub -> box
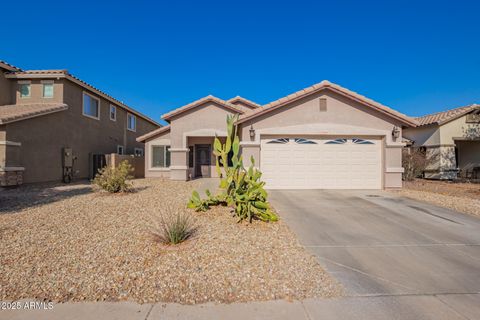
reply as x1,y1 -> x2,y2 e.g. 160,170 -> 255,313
188,114 -> 278,223
93,160 -> 133,193
402,147 -> 430,181
153,211 -> 196,245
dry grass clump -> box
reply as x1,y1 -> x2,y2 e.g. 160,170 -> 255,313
151,205 -> 197,245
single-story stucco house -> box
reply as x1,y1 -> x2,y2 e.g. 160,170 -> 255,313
403,104 -> 480,179
137,81 -> 419,189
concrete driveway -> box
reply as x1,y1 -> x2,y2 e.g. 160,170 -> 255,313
269,189 -> 480,319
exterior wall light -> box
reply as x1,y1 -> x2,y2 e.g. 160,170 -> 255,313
249,125 -> 255,139
392,126 -> 400,139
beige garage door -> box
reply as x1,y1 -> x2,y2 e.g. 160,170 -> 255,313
260,137 -> 382,189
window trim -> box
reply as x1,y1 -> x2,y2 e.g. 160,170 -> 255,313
127,113 -> 136,132
110,105 -> 117,121
134,147 -> 144,156
41,80 -> 54,98
150,145 -> 171,170
18,80 -> 31,98
82,91 -> 101,120
117,145 -> 124,155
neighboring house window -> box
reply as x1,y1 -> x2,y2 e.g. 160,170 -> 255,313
83,92 -> 100,119
151,145 -> 171,168
117,145 -> 124,155
188,146 -> 194,168
127,114 -> 136,131
19,81 -> 31,98
42,81 -> 54,98
134,148 -> 144,156
110,105 -> 117,121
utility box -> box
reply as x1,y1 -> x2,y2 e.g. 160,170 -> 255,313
62,148 -> 73,167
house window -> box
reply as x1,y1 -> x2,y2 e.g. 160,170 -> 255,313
110,105 -> 117,121
134,148 -> 144,156
127,114 -> 136,131
352,138 -> 374,145
19,81 -> 31,98
325,138 -> 347,144
151,145 -> 171,168
83,92 -> 100,119
117,145 -> 124,155
42,81 -> 54,98
266,138 -> 289,144
188,146 -> 194,168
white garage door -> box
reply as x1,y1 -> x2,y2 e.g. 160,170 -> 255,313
260,137 -> 382,189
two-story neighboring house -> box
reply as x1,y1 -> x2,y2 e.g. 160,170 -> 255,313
0,60 -> 160,185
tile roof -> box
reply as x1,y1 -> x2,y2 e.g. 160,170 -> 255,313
227,96 -> 261,109
415,104 -> 479,126
4,69 -> 160,127
0,60 -> 22,72
136,125 -> 171,142
237,80 -> 418,127
0,103 -> 68,124
161,95 -> 245,120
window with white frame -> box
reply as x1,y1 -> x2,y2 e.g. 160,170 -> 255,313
117,145 -> 124,155
19,81 -> 31,98
127,113 -> 136,131
42,81 -> 54,98
83,92 -> 100,119
110,105 -> 117,121
151,145 -> 170,168
134,148 -> 144,156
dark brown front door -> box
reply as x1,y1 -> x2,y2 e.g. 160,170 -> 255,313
195,144 -> 211,178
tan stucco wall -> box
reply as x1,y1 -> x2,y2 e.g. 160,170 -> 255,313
440,115 -> 480,144
167,102 -> 238,179
3,79 -> 158,184
0,71 -> 13,105
403,125 -> 440,146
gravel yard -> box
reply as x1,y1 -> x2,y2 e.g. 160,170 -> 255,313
0,179 -> 341,304
390,179 -> 480,217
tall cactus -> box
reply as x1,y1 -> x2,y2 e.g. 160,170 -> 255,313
188,115 -> 278,223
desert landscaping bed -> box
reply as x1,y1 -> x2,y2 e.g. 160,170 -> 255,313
0,179 -> 341,304
390,179 -> 480,217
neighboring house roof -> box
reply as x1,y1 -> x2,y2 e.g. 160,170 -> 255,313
0,103 -> 68,124
161,95 -> 245,121
415,104 -> 479,126
136,125 -> 170,142
4,69 -> 161,127
227,96 -> 261,109
237,80 -> 418,127
0,60 -> 22,72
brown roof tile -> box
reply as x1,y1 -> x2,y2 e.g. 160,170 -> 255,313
415,104 -> 479,126
161,95 -> 245,120
136,125 -> 171,142
0,103 -> 68,124
227,96 -> 261,109
237,80 -> 418,127
0,60 -> 22,72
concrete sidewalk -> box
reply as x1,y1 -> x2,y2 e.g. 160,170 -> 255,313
2,294 -> 479,320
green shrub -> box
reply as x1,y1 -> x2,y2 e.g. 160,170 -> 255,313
154,212 -> 196,245
93,160 -> 133,193
188,114 -> 278,223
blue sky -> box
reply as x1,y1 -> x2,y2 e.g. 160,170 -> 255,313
1,0 -> 479,124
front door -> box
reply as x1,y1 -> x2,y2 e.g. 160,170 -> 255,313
195,144 -> 211,178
